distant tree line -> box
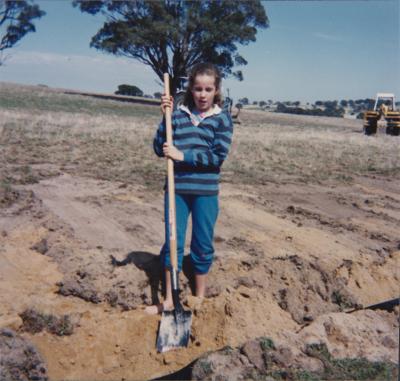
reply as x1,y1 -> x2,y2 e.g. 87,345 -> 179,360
233,98 -> 379,118
115,84 -> 143,97
276,102 -> 345,118
114,84 -> 163,99
115,84 -> 388,120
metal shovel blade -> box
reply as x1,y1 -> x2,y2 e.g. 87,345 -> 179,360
156,308 -> 192,353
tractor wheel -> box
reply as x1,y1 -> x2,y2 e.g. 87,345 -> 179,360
385,112 -> 400,136
363,112 -> 379,135
392,127 -> 400,136
363,121 -> 377,135
386,125 -> 394,135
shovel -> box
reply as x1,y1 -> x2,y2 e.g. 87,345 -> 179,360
156,73 -> 192,353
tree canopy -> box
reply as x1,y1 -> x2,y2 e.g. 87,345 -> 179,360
238,97 -> 249,105
115,84 -> 143,97
0,0 -> 45,65
73,0 -> 268,95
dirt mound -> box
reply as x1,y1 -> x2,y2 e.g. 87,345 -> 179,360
55,252 -> 163,310
295,309 -> 398,363
0,328 -> 48,381
188,342 -> 396,381
267,254 -> 360,323
170,309 -> 398,380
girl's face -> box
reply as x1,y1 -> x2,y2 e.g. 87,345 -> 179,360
191,74 -> 217,113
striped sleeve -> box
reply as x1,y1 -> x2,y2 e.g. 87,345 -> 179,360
153,116 -> 167,157
183,112 -> 233,168
154,111 -> 184,156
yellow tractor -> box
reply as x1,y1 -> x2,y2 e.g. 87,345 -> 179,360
363,93 -> 400,136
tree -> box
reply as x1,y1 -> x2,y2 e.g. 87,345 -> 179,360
0,1 -> 45,65
366,98 -> 374,109
153,91 -> 162,99
324,100 -> 337,109
115,84 -> 143,96
276,102 -> 285,113
73,0 -> 268,95
239,97 -> 249,105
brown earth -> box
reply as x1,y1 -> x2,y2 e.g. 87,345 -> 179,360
0,84 -> 399,380
1,171 -> 398,380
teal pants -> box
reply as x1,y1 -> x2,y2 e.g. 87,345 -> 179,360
161,193 -> 219,274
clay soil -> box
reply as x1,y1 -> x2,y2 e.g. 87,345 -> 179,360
0,83 -> 399,380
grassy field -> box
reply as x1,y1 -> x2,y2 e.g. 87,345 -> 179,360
1,82 -> 399,191
0,83 -> 160,117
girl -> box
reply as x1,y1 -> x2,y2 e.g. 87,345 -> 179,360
146,63 -> 233,314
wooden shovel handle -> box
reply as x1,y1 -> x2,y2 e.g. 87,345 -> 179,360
163,73 -> 178,271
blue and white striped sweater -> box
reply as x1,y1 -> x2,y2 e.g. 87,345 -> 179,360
153,106 -> 233,195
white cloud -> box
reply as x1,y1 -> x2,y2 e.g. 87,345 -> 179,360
1,50 -> 160,95
6,50 -> 139,68
313,32 -> 342,42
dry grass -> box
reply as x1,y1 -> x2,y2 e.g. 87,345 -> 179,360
0,82 -> 159,118
224,110 -> 400,184
1,82 -> 399,191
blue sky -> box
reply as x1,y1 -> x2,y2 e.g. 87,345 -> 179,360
0,0 -> 399,103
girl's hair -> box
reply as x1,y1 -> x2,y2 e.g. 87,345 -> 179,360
183,62 -> 223,109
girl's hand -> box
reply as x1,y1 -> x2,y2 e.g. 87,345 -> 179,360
161,95 -> 174,114
163,142 -> 184,161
